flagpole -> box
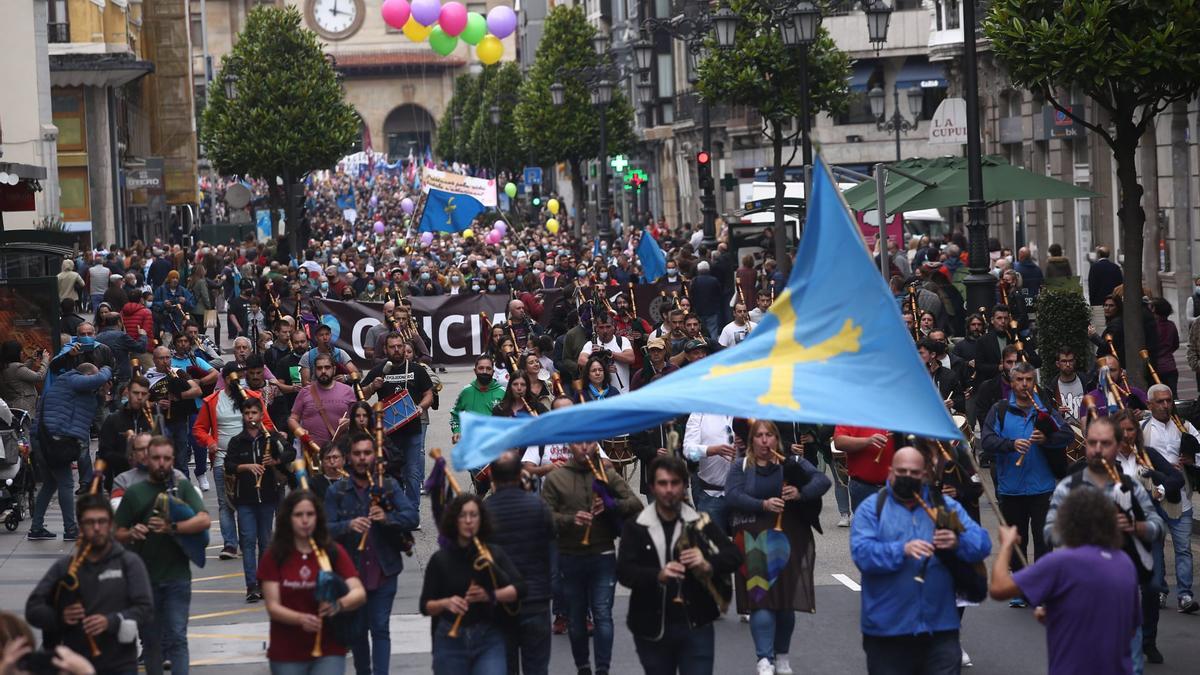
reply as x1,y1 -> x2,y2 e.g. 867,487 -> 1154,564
875,164 -> 888,280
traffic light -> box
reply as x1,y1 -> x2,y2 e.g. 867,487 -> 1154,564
696,151 -> 712,189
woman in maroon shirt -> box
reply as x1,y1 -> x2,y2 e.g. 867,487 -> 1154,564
259,490 -> 366,675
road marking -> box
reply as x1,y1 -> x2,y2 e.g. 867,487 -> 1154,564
188,633 -> 264,641
192,573 -> 243,583
832,573 -> 861,591
190,607 -> 264,621
191,590 -> 245,594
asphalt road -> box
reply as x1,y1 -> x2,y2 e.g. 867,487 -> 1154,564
2,364 -> 1199,674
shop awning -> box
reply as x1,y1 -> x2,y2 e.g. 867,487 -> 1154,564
895,59 -> 947,89
50,53 -> 154,88
847,60 -> 877,92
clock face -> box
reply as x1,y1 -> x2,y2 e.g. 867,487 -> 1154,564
307,0 -> 363,40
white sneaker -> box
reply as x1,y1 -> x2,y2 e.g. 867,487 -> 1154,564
837,514 -> 851,528
198,475 -> 210,491
961,648 -> 973,667
774,655 -> 793,675
756,657 -> 775,675
739,613 -> 750,623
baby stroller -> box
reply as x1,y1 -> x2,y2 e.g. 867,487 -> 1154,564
0,408 -> 35,532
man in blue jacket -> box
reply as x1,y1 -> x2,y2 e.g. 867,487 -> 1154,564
850,447 -> 991,674
28,362 -> 112,541
325,432 -> 418,675
980,360 -> 1072,607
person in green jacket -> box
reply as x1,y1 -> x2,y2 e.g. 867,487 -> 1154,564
450,354 -> 506,443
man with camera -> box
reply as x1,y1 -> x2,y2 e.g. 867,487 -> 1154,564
576,314 -> 635,394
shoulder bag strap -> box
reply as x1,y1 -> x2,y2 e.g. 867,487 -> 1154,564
309,383 -> 337,438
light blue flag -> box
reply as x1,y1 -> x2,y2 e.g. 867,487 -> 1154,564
419,188 -> 485,233
636,227 -> 667,282
453,156 -> 960,469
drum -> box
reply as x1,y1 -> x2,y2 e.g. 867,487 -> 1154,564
952,414 -> 974,449
1065,423 -> 1085,464
602,435 -> 636,480
381,390 -> 420,434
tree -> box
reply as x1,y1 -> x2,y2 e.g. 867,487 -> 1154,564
435,74 -> 477,162
201,5 -> 358,251
697,0 -> 850,273
985,0 -> 1200,386
514,4 -> 635,231
468,63 -> 527,176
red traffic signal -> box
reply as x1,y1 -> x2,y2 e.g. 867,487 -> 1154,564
696,151 -> 711,165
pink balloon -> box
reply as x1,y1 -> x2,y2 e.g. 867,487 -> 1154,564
439,2 -> 468,36
380,0 -> 411,30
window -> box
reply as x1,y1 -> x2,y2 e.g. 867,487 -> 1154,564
59,167 -> 90,222
48,0 -> 70,43
52,90 -> 87,152
835,92 -> 876,125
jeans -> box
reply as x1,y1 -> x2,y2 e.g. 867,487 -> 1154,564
549,547 -> 565,618
431,620 -> 507,675
558,552 -> 616,671
77,440 -> 94,489
32,462 -> 77,536
90,293 -> 103,312
504,604 -> 551,675
691,488 -> 729,535
749,609 -> 796,660
1153,504 -> 1193,599
862,630 -> 961,675
269,656 -> 346,675
1131,625 -> 1144,675
351,573 -> 397,675
165,420 -> 193,478
997,492 -> 1051,572
211,457 -> 238,550
236,502 -> 276,588
827,462 -> 850,516
144,579 -> 191,675
394,429 -> 425,515
188,415 -> 207,477
633,621 -> 715,675
849,478 -> 884,514
699,314 -> 722,343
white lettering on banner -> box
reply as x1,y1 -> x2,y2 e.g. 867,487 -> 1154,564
470,314 -> 482,355
352,317 -> 381,359
928,97 -> 969,146
439,315 -> 466,358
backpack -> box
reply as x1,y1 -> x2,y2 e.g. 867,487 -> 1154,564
875,487 -> 988,603
1064,471 -> 1154,582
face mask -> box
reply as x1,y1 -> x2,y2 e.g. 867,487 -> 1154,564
599,272 -> 608,280
891,475 -> 922,501
472,285 -> 481,292
366,284 -> 375,292
476,372 -> 493,384
78,336 -> 95,347
421,272 -> 430,281
487,285 -> 497,292
320,282 -> 330,291
667,269 -> 678,277
578,269 -> 588,278
451,276 -> 460,283
546,265 -> 555,274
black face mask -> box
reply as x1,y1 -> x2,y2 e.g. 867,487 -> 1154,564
891,475 -> 922,501
476,372 -> 493,384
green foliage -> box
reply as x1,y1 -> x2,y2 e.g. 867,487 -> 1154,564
201,5 -> 358,182
512,4 -> 636,166
466,63 -> 527,174
1036,287 -> 1094,384
696,0 -> 852,124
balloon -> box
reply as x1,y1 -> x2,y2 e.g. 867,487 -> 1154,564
439,1 -> 468,36
380,0 -> 411,29
503,182 -> 517,198
402,16 -> 434,42
460,12 -> 486,45
493,220 -> 507,233
400,197 -> 415,214
462,228 -> 475,239
485,231 -> 501,245
486,6 -> 517,39
373,221 -> 386,234
547,198 -> 560,215
545,218 -> 559,234
476,34 -> 503,65
410,0 -> 441,26
429,27 -> 458,56
420,231 -> 434,245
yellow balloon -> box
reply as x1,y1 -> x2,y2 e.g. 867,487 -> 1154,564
545,218 -> 559,235
547,198 -> 560,215
402,17 -> 434,42
462,228 -> 475,238
476,34 -> 503,65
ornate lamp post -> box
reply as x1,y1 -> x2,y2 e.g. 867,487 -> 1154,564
869,84 -> 924,161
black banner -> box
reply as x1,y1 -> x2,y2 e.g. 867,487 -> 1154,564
307,295 -> 509,366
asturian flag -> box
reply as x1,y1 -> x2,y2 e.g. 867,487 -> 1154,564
417,168 -> 498,233
451,156 -> 960,469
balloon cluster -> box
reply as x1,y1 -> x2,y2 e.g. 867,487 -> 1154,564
381,0 -> 516,65
484,219 -> 507,245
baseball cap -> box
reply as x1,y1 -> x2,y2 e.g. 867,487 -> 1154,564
646,337 -> 666,350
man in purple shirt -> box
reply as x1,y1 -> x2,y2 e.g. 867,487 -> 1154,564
287,353 -> 357,448
990,486 -> 1139,675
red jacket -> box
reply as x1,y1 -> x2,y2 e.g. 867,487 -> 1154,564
193,388 -> 276,452
121,302 -> 154,345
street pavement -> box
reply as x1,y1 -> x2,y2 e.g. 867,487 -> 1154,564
2,359 -> 1199,673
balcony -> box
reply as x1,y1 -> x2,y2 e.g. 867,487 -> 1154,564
673,90 -> 727,126
824,9 -> 931,56
48,23 -> 70,44
928,0 -> 992,62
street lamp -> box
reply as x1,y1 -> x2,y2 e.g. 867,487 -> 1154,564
549,82 -> 565,107
223,56 -> 241,100
775,0 -> 822,172
489,104 -> 501,126
864,0 -> 893,54
868,84 -> 924,161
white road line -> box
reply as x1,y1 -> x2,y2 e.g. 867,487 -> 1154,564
832,573 -> 861,592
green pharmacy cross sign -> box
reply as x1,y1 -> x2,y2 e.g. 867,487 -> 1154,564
624,169 -> 648,193
610,155 -> 630,173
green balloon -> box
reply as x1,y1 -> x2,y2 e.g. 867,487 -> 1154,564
429,27 -> 458,57
504,182 -> 517,198
461,12 -> 487,45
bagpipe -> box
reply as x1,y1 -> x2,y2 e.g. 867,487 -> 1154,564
358,402 -> 414,556
911,490 -> 988,603
150,476 -> 209,568
580,446 -> 623,546
670,511 -> 731,613
293,459 -> 355,657
447,536 -> 518,638
1141,349 -> 1200,477
55,462 -> 107,658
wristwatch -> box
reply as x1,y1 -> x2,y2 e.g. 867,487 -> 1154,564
169,523 -> 178,534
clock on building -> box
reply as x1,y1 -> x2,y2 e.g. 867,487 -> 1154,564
305,0 -> 365,41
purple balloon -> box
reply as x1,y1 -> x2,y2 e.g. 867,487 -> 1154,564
373,221 -> 385,234
486,6 -> 517,39
410,0 -> 441,26
420,231 -> 435,245
493,220 -> 507,233
400,197 -> 415,214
